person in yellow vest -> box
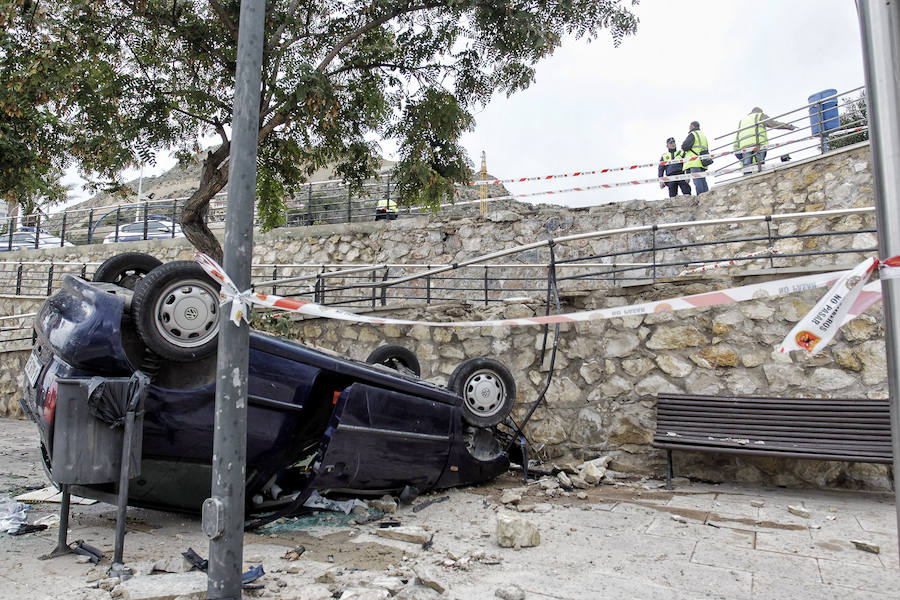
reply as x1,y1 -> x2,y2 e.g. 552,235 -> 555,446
681,121 -> 710,195
375,196 -> 397,220
734,107 -> 797,175
658,137 -> 690,197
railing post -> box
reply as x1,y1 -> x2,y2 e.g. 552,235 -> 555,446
380,268 -> 389,306
60,211 -> 67,247
651,224 -> 658,281
484,266 -> 489,306
371,269 -> 377,308
15,264 -> 23,295
46,263 -> 54,296
426,266 -> 431,304
271,266 -> 278,296
307,184 -> 313,225
765,215 -> 776,268
114,206 -> 121,242
171,200 -> 178,237
347,186 -> 352,223
34,214 -> 41,249
143,202 -> 149,240
87,209 -> 94,244
81,264 -> 87,279
6,216 -> 13,251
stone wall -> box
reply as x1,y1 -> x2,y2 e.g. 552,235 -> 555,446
1,142 -> 890,489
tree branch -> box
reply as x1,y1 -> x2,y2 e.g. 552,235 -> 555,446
207,0 -> 238,42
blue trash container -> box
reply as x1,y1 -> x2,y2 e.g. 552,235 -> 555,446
808,89 -> 840,135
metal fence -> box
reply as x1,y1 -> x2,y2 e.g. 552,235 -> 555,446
0,205 -> 876,349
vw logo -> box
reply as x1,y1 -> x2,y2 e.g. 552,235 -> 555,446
184,307 -> 199,320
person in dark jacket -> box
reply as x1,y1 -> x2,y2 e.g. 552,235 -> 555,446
658,137 -> 691,197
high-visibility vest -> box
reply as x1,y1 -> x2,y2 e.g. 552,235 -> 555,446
377,197 -> 396,211
684,130 -> 709,170
660,150 -> 686,175
734,112 -> 767,151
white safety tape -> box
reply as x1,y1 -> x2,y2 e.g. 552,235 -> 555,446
195,253 -> 891,333
678,248 -> 779,276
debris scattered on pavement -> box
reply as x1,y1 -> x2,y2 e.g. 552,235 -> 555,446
495,583 -> 526,600
671,515 -> 688,524
8,523 -> 47,536
0,497 -> 27,532
787,505 -> 810,518
412,495 -> 449,513
500,490 -> 522,505
282,545 -> 306,561
368,496 -> 398,514
181,547 -> 209,571
376,525 -> 430,544
305,490 -> 368,515
414,565 -> 446,594
496,511 -> 540,549
14,486 -> 97,505
850,540 -> 880,554
242,564 -> 265,585
750,501 -> 765,508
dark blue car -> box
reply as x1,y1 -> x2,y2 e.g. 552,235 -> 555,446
21,253 -> 517,514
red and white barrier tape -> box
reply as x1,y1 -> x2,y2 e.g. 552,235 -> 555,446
195,253 -> 891,359
467,138 -> 809,187
678,248 -> 779,276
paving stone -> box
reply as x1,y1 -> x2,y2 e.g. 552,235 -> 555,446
691,540 -> 820,582
818,557 -> 900,595
116,572 -> 207,600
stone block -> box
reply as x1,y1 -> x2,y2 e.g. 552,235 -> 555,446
646,326 -> 707,350
116,572 -> 207,600
496,511 -> 540,548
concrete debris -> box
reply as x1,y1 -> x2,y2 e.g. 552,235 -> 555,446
787,505 -> 810,518
532,503 -> 552,514
569,475 -> 590,489
576,492 -> 588,500
339,587 -> 390,599
376,525 -> 431,544
368,495 -> 398,514
516,503 -> 535,513
315,569 -> 339,584
114,572 -> 207,600
495,583 -> 526,600
395,583 -> 444,599
500,490 -> 522,504
579,457 -> 610,485
671,515 -> 688,524
538,477 -> 559,491
369,575 -> 406,594
750,501 -> 765,508
850,540 -> 880,554
282,545 -> 306,561
557,471 -> 573,488
294,584 -> 334,599
496,511 -> 541,549
152,556 -> 191,574
414,565 -> 446,594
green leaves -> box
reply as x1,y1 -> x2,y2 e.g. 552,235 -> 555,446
0,0 -> 639,246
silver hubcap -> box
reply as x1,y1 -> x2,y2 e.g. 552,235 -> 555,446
463,370 -> 506,417
153,278 -> 219,348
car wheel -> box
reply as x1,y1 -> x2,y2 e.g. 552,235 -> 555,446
365,344 -> 421,376
447,357 -> 516,428
93,252 -> 163,290
131,261 -> 221,361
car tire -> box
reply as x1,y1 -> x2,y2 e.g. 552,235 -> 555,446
131,261 -> 221,361
447,357 -> 516,428
93,252 -> 163,290
365,344 -> 421,376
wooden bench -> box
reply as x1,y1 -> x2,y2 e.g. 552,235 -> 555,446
653,393 -> 893,489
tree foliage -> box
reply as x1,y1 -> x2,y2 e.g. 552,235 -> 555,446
1,0 -> 639,259
828,92 -> 868,150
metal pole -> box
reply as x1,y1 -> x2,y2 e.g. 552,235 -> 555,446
856,0 -> 900,567
204,1 -> 265,598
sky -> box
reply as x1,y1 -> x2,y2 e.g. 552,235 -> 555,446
60,0 -> 867,209
455,0 -> 867,206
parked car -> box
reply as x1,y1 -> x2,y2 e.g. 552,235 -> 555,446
102,218 -> 184,244
0,227 -> 74,251
21,253 -> 518,515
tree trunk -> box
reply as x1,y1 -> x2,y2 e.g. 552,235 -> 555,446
182,144 -> 231,262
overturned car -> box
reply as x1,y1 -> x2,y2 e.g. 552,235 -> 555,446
21,253 -> 520,515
